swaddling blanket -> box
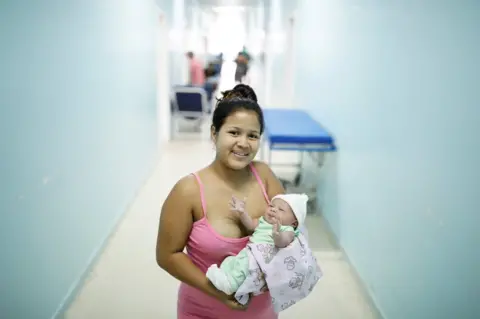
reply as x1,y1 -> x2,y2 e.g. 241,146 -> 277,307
234,233 -> 322,313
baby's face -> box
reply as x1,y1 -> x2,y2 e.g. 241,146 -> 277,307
268,198 -> 298,227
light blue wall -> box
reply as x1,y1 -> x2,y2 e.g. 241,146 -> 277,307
0,1 -> 158,318
293,0 -> 480,318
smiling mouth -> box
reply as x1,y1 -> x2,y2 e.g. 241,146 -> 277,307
232,151 -> 249,158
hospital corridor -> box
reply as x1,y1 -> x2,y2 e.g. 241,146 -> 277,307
1,1 -> 479,319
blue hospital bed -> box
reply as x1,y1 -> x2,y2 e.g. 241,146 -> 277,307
260,109 -> 336,212
261,108 -> 336,162
261,108 -> 336,189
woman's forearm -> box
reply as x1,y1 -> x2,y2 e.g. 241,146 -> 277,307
159,252 -> 225,300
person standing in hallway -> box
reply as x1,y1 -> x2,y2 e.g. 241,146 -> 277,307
156,84 -> 284,318
186,51 -> 206,86
234,52 -> 249,83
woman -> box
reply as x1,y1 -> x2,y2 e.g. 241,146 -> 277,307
156,84 -> 285,318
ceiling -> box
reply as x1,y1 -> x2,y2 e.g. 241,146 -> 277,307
194,0 -> 260,8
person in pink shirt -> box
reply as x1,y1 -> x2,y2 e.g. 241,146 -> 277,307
186,51 -> 206,86
156,84 -> 282,318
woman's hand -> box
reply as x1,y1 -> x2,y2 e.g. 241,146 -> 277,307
218,291 -> 251,311
259,271 -> 269,293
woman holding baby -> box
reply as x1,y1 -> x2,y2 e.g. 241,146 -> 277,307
156,84 -> 285,318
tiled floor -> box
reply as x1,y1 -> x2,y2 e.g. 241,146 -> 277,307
63,62 -> 380,319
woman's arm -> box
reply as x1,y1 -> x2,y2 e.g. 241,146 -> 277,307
156,176 -> 226,301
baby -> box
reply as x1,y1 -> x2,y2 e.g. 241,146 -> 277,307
206,193 -> 309,296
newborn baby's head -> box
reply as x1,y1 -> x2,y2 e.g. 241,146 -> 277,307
267,194 -> 309,229
270,197 -> 298,227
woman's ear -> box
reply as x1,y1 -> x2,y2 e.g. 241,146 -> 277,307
210,126 -> 217,144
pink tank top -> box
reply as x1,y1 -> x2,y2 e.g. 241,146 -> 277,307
177,164 -> 278,319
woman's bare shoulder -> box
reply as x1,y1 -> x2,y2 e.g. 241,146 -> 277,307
170,173 -> 198,197
251,161 -> 285,198
251,160 -> 275,178
160,173 -> 199,220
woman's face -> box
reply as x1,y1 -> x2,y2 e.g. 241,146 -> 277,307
212,109 -> 261,170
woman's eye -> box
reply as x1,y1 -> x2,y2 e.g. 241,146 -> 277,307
249,135 -> 259,139
229,131 -> 239,136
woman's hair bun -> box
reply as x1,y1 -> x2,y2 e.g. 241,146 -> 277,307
212,83 -> 264,134
218,84 -> 257,103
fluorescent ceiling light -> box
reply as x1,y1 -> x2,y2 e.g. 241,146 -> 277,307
212,6 -> 245,13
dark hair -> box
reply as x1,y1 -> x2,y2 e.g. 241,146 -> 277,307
212,84 -> 264,134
